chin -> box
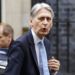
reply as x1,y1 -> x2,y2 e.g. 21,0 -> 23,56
41,34 -> 48,37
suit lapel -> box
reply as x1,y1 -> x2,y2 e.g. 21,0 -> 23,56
28,31 -> 39,69
44,38 -> 51,60
30,44 -> 38,66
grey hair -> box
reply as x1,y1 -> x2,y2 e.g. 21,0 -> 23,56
30,3 -> 54,19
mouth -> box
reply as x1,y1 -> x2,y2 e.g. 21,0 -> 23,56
42,28 -> 48,32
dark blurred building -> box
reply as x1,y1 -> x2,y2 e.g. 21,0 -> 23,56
32,0 -> 75,75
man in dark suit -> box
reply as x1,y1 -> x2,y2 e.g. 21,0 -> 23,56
5,3 -> 60,75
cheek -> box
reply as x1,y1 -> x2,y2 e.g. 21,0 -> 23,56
1,37 -> 7,43
32,22 -> 40,29
0,39 -> 4,46
0,38 -> 4,42
31,19 -> 42,31
48,21 -> 53,28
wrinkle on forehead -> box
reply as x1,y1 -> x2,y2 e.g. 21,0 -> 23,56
35,8 -> 52,18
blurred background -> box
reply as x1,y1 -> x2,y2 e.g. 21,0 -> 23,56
0,0 -> 75,75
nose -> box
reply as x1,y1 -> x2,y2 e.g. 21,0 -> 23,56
43,18 -> 48,26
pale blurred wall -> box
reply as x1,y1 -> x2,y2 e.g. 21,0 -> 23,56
2,0 -> 31,39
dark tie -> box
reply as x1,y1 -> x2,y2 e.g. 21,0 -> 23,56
38,41 -> 50,75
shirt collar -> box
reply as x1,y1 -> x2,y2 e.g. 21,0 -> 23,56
31,29 -> 44,45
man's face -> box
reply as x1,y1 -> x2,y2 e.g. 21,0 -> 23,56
30,8 -> 53,38
0,27 -> 10,48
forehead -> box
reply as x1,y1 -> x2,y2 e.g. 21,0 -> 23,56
35,8 -> 52,17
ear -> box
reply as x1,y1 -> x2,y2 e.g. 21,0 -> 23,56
7,34 -> 12,42
29,17 -> 33,27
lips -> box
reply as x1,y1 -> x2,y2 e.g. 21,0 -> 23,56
42,28 -> 47,32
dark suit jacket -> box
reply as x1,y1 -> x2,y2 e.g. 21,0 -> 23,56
5,31 -> 52,75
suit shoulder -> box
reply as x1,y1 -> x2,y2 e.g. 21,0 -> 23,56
16,32 -> 30,44
44,37 -> 51,45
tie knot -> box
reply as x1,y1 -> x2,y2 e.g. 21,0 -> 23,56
38,41 -> 42,46
37,41 -> 44,49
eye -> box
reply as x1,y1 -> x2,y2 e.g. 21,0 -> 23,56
38,17 -> 45,21
38,17 -> 51,21
47,17 -> 51,21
